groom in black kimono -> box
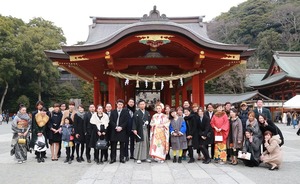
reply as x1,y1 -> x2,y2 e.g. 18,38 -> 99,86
109,99 -> 130,164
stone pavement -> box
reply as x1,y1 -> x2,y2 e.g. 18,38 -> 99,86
0,122 -> 299,184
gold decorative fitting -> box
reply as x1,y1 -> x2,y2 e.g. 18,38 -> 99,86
52,62 -> 59,66
221,54 -> 240,61
70,55 -> 89,62
136,34 -> 174,48
199,51 -> 205,59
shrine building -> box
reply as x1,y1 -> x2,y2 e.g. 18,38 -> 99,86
251,51 -> 300,101
45,7 -> 254,108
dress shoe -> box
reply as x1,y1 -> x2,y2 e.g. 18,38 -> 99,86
188,158 -> 195,163
109,160 -> 116,164
130,156 -> 135,159
178,157 -> 182,163
43,155 -> 47,159
76,157 -> 81,162
125,157 -> 129,161
80,157 -> 85,162
64,159 -> 69,163
173,156 -> 177,163
120,159 -> 126,163
41,158 -> 45,162
87,159 -> 91,163
203,159 -> 211,164
37,158 -> 41,163
70,156 -> 74,160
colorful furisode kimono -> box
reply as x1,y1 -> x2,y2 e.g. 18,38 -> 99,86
149,113 -> 170,160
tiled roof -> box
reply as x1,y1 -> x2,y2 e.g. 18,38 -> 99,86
204,90 -> 272,104
251,51 -> 300,88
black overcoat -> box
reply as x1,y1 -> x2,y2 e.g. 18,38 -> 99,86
109,109 -> 130,142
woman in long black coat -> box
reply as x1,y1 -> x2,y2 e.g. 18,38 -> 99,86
90,105 -> 109,164
73,105 -> 86,162
184,108 -> 199,163
195,108 -> 212,164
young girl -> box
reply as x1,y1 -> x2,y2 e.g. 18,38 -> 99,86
169,109 -> 187,163
61,117 -> 74,164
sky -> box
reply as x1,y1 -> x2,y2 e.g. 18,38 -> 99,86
0,0 -> 246,45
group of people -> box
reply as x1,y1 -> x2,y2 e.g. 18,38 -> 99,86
0,112 -> 9,124
10,98 -> 284,170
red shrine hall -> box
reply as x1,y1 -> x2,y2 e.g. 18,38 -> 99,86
45,7 -> 254,109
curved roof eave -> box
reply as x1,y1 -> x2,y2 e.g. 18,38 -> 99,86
62,22 -> 250,53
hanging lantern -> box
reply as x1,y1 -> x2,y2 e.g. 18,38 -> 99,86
136,80 -> 140,88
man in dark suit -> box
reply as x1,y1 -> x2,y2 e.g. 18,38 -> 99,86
109,99 -> 130,164
124,98 -> 136,161
205,103 -> 215,159
84,104 -> 95,163
253,99 -> 272,121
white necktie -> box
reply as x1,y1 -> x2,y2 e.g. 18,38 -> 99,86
117,110 -> 121,126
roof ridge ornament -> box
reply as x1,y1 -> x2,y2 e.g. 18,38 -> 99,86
141,5 -> 169,22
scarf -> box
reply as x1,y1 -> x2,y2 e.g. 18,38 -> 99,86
17,111 -> 31,121
90,113 -> 109,130
76,111 -> 85,119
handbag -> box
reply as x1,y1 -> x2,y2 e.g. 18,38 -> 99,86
70,135 -> 74,141
215,132 -> 223,142
238,151 -> 251,160
18,137 -> 26,144
95,138 -> 108,150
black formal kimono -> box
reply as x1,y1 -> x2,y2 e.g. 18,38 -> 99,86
108,108 -> 130,162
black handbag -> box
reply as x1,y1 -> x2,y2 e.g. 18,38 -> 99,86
95,138 -> 108,150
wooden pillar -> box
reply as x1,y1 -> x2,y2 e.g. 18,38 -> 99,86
199,78 -> 205,108
108,76 -> 116,109
192,74 -> 200,106
93,80 -> 100,106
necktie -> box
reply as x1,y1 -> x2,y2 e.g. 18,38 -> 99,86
259,109 -> 262,114
116,110 -> 121,126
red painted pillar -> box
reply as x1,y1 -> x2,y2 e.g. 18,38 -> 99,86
93,80 -> 100,106
192,74 -> 200,106
175,90 -> 180,107
108,76 -> 116,109
165,86 -> 172,106
182,85 -> 188,103
199,78 -> 205,108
